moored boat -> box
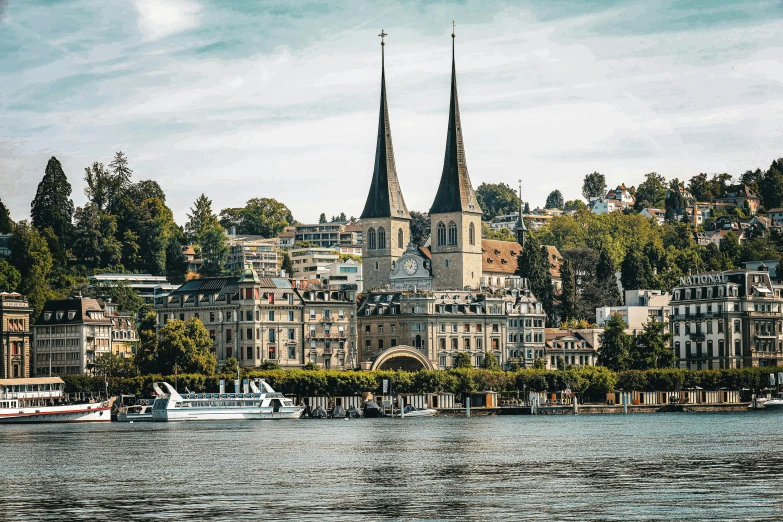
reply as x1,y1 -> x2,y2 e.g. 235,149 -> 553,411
396,405 -> 437,417
117,402 -> 155,422
0,377 -> 113,423
151,379 -> 304,421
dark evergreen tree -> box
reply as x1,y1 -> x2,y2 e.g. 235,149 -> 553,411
0,197 -> 12,234
318,213 -> 327,224
281,252 -> 294,277
582,172 -> 606,200
410,211 -> 430,246
558,258 -> 576,321
545,190 -> 564,210
598,314 -> 632,371
9,221 -> 53,319
30,156 -> 74,244
628,319 -> 675,370
620,248 -> 654,290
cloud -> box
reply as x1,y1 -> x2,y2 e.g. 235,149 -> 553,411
132,0 -> 201,42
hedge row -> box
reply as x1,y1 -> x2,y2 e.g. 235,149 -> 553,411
63,366 -> 782,404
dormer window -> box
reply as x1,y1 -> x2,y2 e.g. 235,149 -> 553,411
56,311 -> 64,321
68,311 -> 76,320
44,312 -> 52,321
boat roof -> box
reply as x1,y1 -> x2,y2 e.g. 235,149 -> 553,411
0,377 -> 65,386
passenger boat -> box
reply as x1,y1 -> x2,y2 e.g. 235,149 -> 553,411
398,405 -> 437,417
150,379 -> 304,421
117,401 -> 155,422
0,377 -> 113,423
762,395 -> 783,410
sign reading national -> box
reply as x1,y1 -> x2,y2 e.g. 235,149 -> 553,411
678,273 -> 727,286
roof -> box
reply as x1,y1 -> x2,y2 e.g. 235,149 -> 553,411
543,245 -> 563,279
418,246 -> 432,260
34,298 -> 110,326
429,37 -> 482,216
0,377 -> 64,386
768,208 -> 783,213
544,329 -> 594,350
182,246 -> 196,256
481,239 -> 522,275
360,44 -> 410,221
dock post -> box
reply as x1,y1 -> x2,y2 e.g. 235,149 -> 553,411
573,397 -> 578,415
623,395 -> 628,414
466,397 -> 471,417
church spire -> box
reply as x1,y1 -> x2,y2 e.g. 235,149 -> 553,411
429,21 -> 481,215
516,178 -> 527,246
360,30 -> 410,220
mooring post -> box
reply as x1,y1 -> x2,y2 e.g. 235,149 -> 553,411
466,397 -> 471,418
573,396 -> 578,415
623,394 -> 628,415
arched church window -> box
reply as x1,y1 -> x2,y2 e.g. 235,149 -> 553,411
377,227 -> 386,249
448,221 -> 457,246
469,222 -> 475,246
398,228 -> 403,249
437,222 -> 446,246
368,228 -> 376,250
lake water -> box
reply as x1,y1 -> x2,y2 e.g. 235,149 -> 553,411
1,412 -> 782,521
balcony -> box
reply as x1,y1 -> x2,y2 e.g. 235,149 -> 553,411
320,317 -> 334,323
688,332 -> 706,342
306,332 -> 346,340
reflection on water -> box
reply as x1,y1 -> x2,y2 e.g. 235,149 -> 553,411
1,413 -> 783,521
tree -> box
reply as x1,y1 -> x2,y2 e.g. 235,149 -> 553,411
220,357 -> 240,375
218,207 -> 243,232
480,351 -> 499,370
281,252 -> 294,276
452,352 -> 472,368
84,162 -> 112,212
9,221 -> 53,319
410,211 -> 430,246
598,314 -> 632,371
0,198 -> 12,234
582,172 -> 606,201
628,319 -> 674,370
108,151 -> 133,190
199,223 -> 229,276
165,226 -> 188,285
72,204 -> 122,268
545,190 -> 564,210
665,178 -> 686,216
318,213 -> 327,224
185,194 -> 220,245
155,318 -> 217,375
759,159 -> 783,210
719,231 -> 741,267
476,182 -> 519,220
94,352 -> 136,378
137,198 -> 174,275
517,235 -> 556,325
89,280 -> 143,315
481,223 -> 515,241
620,248 -> 654,291
559,258 -> 576,321
633,172 -> 667,210
135,310 -> 158,374
564,200 -> 587,212
0,260 -> 21,292
592,247 -> 621,305
31,156 -> 74,244
238,198 -> 295,237
523,202 -> 530,214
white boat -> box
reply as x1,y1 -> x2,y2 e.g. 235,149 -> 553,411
151,379 -> 304,421
117,402 -> 155,422
0,377 -> 113,423
398,405 -> 437,417
763,396 -> 783,410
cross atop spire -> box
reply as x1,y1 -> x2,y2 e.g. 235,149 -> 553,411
360,31 -> 410,221
429,22 -> 482,215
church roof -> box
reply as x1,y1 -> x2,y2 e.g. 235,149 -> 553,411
360,40 -> 410,221
482,239 -> 522,275
429,34 -> 481,216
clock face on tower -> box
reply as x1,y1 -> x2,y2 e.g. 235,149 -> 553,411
403,258 -> 418,275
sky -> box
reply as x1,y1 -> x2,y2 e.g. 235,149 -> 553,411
1,0 -> 783,226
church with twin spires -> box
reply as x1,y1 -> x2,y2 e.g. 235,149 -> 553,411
360,29 -> 525,292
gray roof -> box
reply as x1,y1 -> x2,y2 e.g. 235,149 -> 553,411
360,44 -> 410,221
429,37 -> 482,216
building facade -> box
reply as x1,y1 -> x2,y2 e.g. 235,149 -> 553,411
32,298 -> 113,376
154,268 -> 357,369
225,236 -> 280,276
357,286 -> 546,371
669,269 -> 783,370
1,292 -> 33,379
88,273 -> 178,305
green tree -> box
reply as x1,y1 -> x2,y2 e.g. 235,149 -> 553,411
220,357 -> 240,375
452,352 -> 472,369
185,194 -> 220,245
759,159 -> 783,210
31,156 -> 74,244
108,151 -> 133,191
545,190 -> 564,210
72,204 -> 122,268
9,221 -> 53,319
199,223 -> 229,276
719,231 -> 741,267
236,198 -> 295,237
564,200 -> 587,212
516,235 -> 556,324
281,252 -> 294,276
94,352 -> 136,378
218,207 -> 243,232
318,213 -> 327,224
410,210 -> 430,246
629,319 -> 675,370
481,223 -> 515,241
523,202 -> 530,214
137,198 -> 173,275
598,314 -> 632,371
90,280 -> 143,315
582,172 -> 606,200
476,182 -> 519,220
620,248 -> 654,290
633,172 -> 667,210
0,198 -> 12,234
0,260 -> 21,292
135,310 -> 158,374
155,318 -> 217,375
480,351 -> 499,370
559,257 -> 576,321
165,226 -> 189,285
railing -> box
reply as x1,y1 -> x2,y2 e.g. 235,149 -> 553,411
306,332 -> 346,340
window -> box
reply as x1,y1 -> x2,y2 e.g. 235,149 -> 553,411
288,346 -> 296,359
226,329 -> 232,342
448,221 -> 457,246
674,323 -> 680,335
718,339 -> 725,357
734,320 -> 740,333
365,325 -> 371,334
246,328 -> 253,340
288,329 -> 295,340
440,339 -> 446,350
464,323 -> 470,333
391,338 -> 397,347
245,310 -> 252,321
310,309 -> 316,320
451,338 -> 458,350
707,340 -> 713,358
469,222 -> 475,245
437,222 -> 446,246
268,311 -> 274,321
464,338 -> 471,350
734,339 -> 741,356
368,228 -> 376,250
288,311 -> 294,321
268,330 -> 275,342
377,325 -> 383,334
452,323 -> 458,333
378,339 -> 384,350
246,346 -> 253,360
377,227 -> 386,249
718,321 -> 724,333
398,228 -> 404,249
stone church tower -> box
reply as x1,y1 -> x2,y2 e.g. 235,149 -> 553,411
360,33 -> 411,291
429,30 -> 483,290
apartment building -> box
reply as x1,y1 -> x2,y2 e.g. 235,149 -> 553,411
225,236 -> 280,276
1,292 -> 33,379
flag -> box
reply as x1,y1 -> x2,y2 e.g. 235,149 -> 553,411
770,373 -> 776,387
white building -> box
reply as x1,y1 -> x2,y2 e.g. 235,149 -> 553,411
32,298 -> 113,376
596,290 -> 671,333
225,236 -> 280,277
589,197 -> 623,215
289,246 -> 340,281
321,259 -> 363,293
88,273 -> 178,305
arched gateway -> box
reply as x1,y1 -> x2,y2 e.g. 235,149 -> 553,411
369,346 -> 435,372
